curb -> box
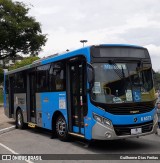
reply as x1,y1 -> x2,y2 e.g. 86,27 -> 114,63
0,126 -> 15,135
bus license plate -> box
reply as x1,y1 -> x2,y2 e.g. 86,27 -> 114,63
131,128 -> 142,135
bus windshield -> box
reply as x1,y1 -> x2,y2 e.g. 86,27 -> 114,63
91,62 -> 155,104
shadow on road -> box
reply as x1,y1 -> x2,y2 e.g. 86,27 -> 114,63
21,127 -> 160,154
8,121 -> 15,125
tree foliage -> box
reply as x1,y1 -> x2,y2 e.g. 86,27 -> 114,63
9,56 -> 39,70
0,67 -> 3,84
153,71 -> 160,90
0,0 -> 47,59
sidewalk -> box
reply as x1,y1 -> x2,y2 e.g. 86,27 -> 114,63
0,106 -> 15,134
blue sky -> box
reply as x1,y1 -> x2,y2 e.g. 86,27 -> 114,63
13,0 -> 160,71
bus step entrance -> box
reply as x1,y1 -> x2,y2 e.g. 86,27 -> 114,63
68,132 -> 85,138
28,122 -> 37,128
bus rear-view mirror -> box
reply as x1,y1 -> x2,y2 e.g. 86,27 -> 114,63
87,63 -> 94,89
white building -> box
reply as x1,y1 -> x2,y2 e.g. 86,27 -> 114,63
0,55 -> 23,67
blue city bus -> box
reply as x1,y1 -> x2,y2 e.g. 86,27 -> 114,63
3,44 -> 158,141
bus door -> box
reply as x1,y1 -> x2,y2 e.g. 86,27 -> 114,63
27,70 -> 36,123
67,57 -> 87,135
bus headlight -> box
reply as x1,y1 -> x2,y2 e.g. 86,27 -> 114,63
93,113 -> 112,126
104,118 -> 112,126
93,113 -> 103,123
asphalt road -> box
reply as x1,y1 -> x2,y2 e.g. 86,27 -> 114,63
0,126 -> 160,163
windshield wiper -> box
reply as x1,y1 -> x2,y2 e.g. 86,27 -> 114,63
108,60 -> 125,79
133,61 -> 144,87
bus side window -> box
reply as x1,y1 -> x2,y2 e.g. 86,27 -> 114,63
49,62 -> 66,92
17,73 -> 25,89
5,75 -> 9,94
14,72 -> 26,93
36,64 -> 50,92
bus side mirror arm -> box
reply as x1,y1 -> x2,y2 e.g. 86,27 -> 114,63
87,63 -> 94,92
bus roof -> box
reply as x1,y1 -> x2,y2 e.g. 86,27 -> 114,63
98,44 -> 144,49
6,46 -> 91,75
5,44 -> 145,75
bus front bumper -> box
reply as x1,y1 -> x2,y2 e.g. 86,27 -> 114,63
92,115 -> 158,140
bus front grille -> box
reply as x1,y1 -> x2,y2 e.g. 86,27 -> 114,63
113,121 -> 153,136
105,103 -> 154,115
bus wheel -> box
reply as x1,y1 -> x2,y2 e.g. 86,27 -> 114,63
16,110 -> 24,129
56,115 -> 69,141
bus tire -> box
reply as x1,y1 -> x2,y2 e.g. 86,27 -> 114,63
56,115 -> 69,141
16,110 -> 25,129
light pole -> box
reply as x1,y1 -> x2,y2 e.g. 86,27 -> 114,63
80,40 -> 88,47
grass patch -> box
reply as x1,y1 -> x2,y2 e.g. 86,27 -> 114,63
0,89 -> 3,103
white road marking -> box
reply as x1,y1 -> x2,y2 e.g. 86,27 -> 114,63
0,126 -> 15,133
0,143 -> 18,154
0,143 -> 34,163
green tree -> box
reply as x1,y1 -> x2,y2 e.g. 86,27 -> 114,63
0,67 -> 3,84
9,56 -> 39,70
0,68 -> 3,103
153,71 -> 160,90
0,0 -> 47,59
